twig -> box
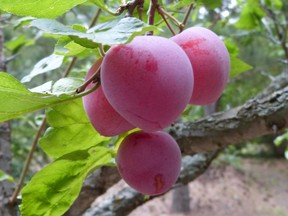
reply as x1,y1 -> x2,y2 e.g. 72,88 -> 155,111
115,0 -> 144,17
158,6 -> 184,32
147,0 -> 159,35
9,118 -> 47,205
261,5 -> 288,60
157,8 -> 176,35
180,3 -> 196,33
63,56 -> 78,78
137,1 -> 144,20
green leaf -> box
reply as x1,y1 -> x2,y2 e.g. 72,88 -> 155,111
21,54 -> 64,83
30,17 -> 158,46
230,56 -> 253,77
0,0 -> 87,18
0,73 -> 83,123
235,1 -> 265,30
274,131 -> 288,146
40,99 -> 109,158
170,0 -> 194,8
13,17 -> 35,29
20,146 -> 113,216
51,77 -> 84,96
200,0 -> 222,9
0,170 -> 14,182
89,0 -> 116,15
265,0 -> 283,11
224,39 -> 253,76
5,34 -> 34,54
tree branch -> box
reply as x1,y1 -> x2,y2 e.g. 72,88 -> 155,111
83,151 -> 219,216
170,85 -> 288,154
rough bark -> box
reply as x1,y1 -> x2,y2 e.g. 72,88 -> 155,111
170,85 -> 288,154
0,25 -> 16,216
83,152 -> 219,216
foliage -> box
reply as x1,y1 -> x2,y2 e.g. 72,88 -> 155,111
0,170 -> 14,182
0,0 -> 287,215
274,130 -> 288,159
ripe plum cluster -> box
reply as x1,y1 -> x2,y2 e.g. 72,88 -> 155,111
83,27 -> 230,195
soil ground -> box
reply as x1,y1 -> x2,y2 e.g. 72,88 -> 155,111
129,158 -> 288,216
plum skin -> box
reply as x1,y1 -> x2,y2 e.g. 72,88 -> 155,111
82,61 -> 134,137
101,35 -> 194,132
116,131 -> 182,195
171,27 -> 230,105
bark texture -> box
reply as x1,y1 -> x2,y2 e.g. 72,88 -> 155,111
0,25 -> 15,216
170,85 -> 288,154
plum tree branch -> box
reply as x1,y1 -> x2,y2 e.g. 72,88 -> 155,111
83,151 -> 219,216
169,84 -> 288,154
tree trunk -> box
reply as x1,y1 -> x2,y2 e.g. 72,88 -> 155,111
0,23 -> 16,216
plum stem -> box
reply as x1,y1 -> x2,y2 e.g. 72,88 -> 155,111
76,67 -> 101,94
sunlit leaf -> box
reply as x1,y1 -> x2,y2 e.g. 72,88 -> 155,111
30,17 -> 158,46
89,0 -> 116,15
274,131 -> 288,146
0,73 -> 83,122
0,0 -> 87,18
21,54 -> 64,83
230,56 -> 253,77
20,147 -> 113,216
199,0 -> 222,9
5,34 -> 34,54
0,170 -> 14,182
235,1 -> 265,30
40,99 -> 109,158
